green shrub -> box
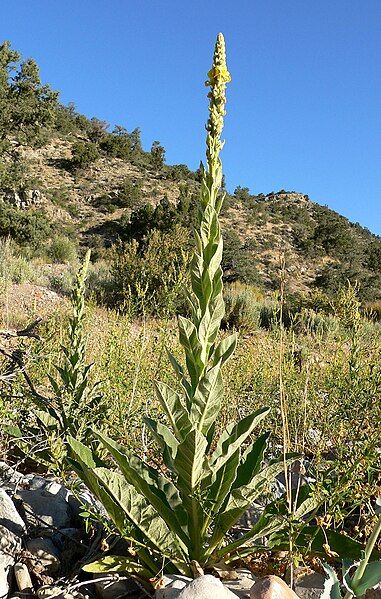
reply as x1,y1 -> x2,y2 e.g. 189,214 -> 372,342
100,127 -> 132,159
222,229 -> 262,285
117,178 -> 142,208
0,204 -> 51,246
71,141 -> 100,169
46,236 -> 78,264
93,179 -> 142,213
222,282 -> 263,330
150,140 -> 166,170
166,164 -> 197,181
0,238 -> 41,284
109,225 -> 190,316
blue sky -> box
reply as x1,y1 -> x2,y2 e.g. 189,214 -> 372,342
1,0 -> 380,234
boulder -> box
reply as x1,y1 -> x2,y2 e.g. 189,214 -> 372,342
224,569 -> 256,598
15,481 -> 72,533
177,575 -> 239,599
156,575 -> 191,599
294,572 -> 325,599
26,537 -> 61,574
250,576 -> 299,599
5,189 -> 44,210
14,562 -> 33,593
0,489 -> 26,598
93,575 -> 142,599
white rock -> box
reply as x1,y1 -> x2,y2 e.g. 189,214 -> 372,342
224,569 -> 256,599
294,572 -> 325,599
14,562 -> 33,593
177,575 -> 239,599
26,537 -> 61,574
156,575 -> 191,599
0,489 -> 26,598
16,483 -> 72,532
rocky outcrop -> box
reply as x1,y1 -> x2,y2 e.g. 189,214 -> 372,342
3,188 -> 44,209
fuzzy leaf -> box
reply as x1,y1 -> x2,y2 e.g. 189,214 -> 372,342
144,416 -> 179,464
174,428 -> 208,496
321,563 -> 342,599
210,457 -> 294,549
190,363 -> 224,434
210,408 -> 270,476
92,431 -> 189,545
213,333 -> 237,367
346,562 -> 381,597
233,432 -> 270,489
207,449 -> 240,515
154,381 -> 192,441
92,467 -> 184,559
83,555 -> 151,578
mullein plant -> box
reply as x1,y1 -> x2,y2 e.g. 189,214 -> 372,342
8,250 -> 104,476
68,34 -> 289,578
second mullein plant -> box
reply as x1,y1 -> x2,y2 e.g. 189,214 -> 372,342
68,34 -> 289,577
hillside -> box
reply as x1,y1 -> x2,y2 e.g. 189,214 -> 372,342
2,134 -> 380,301
0,40 -> 380,304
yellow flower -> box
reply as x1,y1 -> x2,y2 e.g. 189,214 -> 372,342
206,65 -> 231,86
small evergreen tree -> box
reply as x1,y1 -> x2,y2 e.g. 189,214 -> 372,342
150,140 -> 166,169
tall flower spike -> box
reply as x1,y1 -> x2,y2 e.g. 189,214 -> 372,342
176,32 -> 233,421
203,32 -> 231,211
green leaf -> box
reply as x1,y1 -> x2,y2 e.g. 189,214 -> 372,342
210,457 -> 294,550
233,432 -> 270,489
321,563 -> 342,599
213,333 -> 237,367
178,316 -> 203,386
4,424 -> 23,437
210,408 -> 270,476
207,449 -> 240,515
270,526 -> 368,561
35,409 -> 59,429
173,428 -> 208,496
144,416 -> 179,465
68,435 -> 99,469
154,381 -> 192,441
347,562 -> 381,597
92,467 -> 184,560
92,431 -> 189,546
218,502 -> 284,558
190,363 -> 224,434
83,555 -> 151,578
293,494 -> 321,520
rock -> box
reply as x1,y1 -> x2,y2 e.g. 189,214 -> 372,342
250,576 -> 299,599
37,585 -> 80,599
26,537 -> 61,574
51,528 -> 86,574
0,489 -> 26,598
5,189 -> 44,210
0,461 -> 24,491
93,574 -> 141,599
224,569 -> 256,599
16,481 -> 72,533
177,575 -> 239,599
239,505 -> 264,530
294,572 -> 325,599
14,562 -> 34,593
67,483 -> 108,519
156,575 -> 191,599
